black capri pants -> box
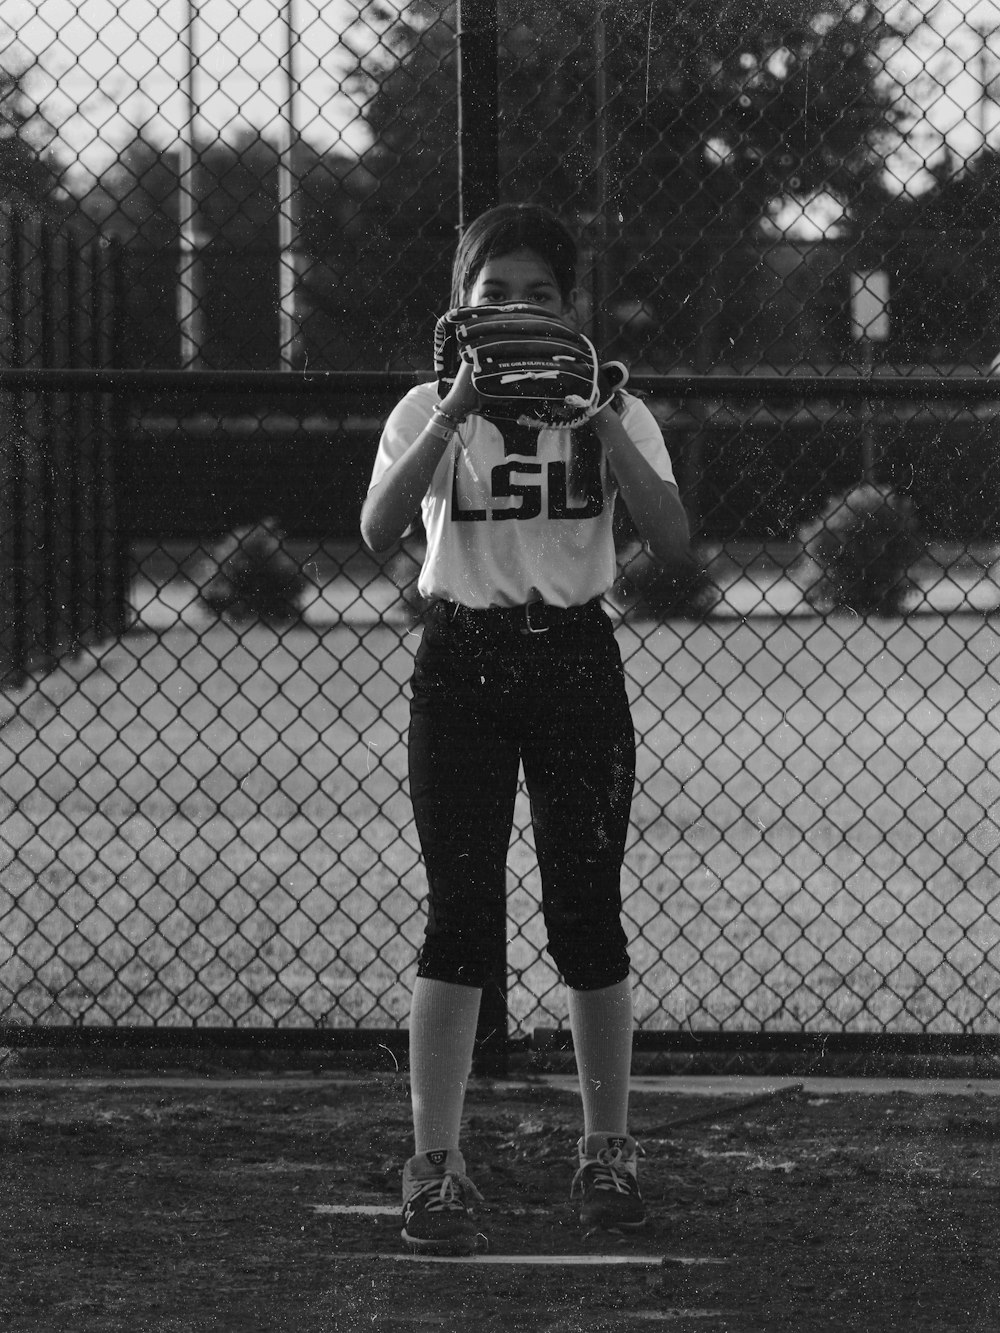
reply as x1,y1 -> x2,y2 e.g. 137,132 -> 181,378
408,598 -> 635,992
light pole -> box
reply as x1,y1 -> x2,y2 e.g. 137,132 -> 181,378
177,0 -> 207,369
974,24 -> 998,152
277,0 -> 300,370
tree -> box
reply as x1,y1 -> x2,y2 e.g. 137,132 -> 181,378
0,63 -> 66,215
84,132 -> 182,246
79,131 -> 287,367
873,148 -> 1000,363
74,125 -> 386,369
43,2 -> 907,372
343,0 -> 904,368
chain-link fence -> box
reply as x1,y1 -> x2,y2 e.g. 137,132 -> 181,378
1,2 -> 999,1058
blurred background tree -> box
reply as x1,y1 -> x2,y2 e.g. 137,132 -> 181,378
878,147 -> 1000,365
0,0 -> 917,370
0,62 -> 65,216
340,0 -> 904,369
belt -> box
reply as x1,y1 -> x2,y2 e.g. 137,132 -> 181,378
439,598 -> 601,636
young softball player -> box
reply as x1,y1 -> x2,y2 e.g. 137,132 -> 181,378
361,203 -> 690,1254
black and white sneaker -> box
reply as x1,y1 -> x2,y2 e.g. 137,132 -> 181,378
401,1148 -> 485,1255
571,1133 -> 647,1232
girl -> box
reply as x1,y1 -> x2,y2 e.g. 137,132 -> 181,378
361,204 -> 690,1254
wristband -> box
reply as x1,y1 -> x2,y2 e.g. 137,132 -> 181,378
432,405 -> 467,428
426,404 -> 467,442
426,418 -> 457,441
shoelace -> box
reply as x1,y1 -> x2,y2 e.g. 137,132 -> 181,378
570,1147 -> 637,1198
406,1172 -> 484,1216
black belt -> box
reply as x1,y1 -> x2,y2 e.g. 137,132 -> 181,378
439,598 -> 602,635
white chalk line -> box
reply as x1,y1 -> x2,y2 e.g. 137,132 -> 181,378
310,1203 -> 553,1218
312,1204 -> 397,1216
314,1206 -> 729,1269
339,1253 -> 727,1267
626,1316 -> 729,1324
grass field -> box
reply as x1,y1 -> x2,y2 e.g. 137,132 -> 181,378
1,584 -> 998,1039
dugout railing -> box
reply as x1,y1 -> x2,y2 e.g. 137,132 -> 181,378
1,367 -> 999,1076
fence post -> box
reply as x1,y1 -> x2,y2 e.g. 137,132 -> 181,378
38,223 -> 57,664
7,214 -> 28,683
0,205 -> 19,684
178,0 -> 207,369
590,4 -> 609,348
457,0 -> 499,228
106,238 -> 130,638
456,0 -> 507,1077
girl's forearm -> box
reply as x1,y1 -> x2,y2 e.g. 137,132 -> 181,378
592,407 -> 692,567
363,371 -> 479,553
360,426 -> 453,552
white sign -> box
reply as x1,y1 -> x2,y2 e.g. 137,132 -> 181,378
850,269 -> 890,342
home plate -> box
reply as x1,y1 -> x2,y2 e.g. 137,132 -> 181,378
347,1254 -> 726,1266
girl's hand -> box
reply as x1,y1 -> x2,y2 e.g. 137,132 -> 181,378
440,359 -> 480,420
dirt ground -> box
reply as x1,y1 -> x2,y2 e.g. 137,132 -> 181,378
3,1065 -> 1000,1333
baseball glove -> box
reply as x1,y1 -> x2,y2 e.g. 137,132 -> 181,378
433,302 -> 627,428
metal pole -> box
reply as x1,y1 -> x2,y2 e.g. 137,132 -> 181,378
107,238 -> 131,638
591,4 -> 609,346
456,0 -> 506,1076
178,0 -> 206,369
8,217 -> 27,682
975,26 -> 995,151
277,0 -> 299,369
38,224 -> 56,662
457,0 -> 499,228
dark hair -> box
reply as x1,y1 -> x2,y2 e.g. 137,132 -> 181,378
450,204 -> 578,306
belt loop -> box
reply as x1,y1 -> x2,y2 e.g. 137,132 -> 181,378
521,601 -> 550,635
430,599 -> 459,625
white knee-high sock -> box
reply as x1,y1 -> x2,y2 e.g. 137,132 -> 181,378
567,979 -> 634,1139
409,977 -> 482,1154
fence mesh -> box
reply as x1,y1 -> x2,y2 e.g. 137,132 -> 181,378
1,1 -> 999,1043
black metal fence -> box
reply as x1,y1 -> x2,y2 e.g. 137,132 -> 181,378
1,369 -> 998,1069
0,209 -> 127,687
1,2 -> 1000,1066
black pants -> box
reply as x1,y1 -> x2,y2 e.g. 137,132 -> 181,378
408,599 -> 635,991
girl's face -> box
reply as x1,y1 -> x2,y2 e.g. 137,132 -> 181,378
466,247 -> 575,318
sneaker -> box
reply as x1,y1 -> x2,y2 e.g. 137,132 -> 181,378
571,1132 -> 647,1232
401,1148 -> 485,1255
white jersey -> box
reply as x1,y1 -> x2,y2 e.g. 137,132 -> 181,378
367,381 -> 676,609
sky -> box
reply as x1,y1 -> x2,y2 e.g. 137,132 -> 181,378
4,0 -> 1000,202
889,0 -> 1000,189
